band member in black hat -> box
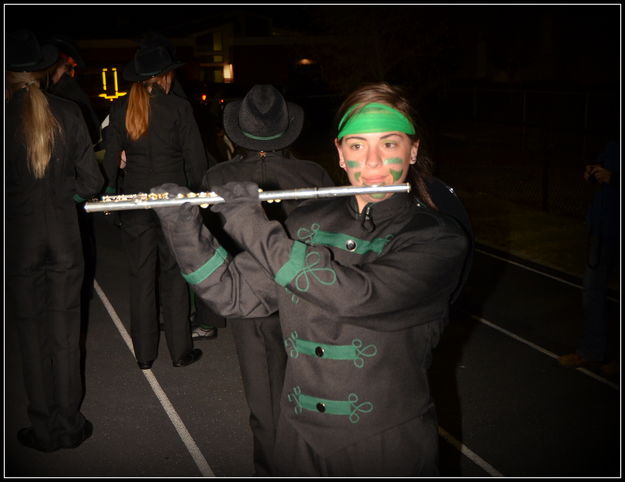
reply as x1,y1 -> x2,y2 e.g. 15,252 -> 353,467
195,84 -> 334,474
45,34 -> 103,327
102,42 -> 207,370
6,29 -> 104,453
45,34 -> 101,146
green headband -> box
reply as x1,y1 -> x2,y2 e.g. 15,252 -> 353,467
337,102 -> 415,140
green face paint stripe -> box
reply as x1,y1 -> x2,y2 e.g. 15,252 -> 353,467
346,160 -> 360,168
370,192 -> 387,199
383,157 -> 403,165
311,229 -> 391,255
182,246 -> 229,285
337,102 -> 416,139
274,241 -> 308,287
390,168 -> 403,182
354,172 -> 361,182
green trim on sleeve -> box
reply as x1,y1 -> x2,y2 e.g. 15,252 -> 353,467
274,241 -> 308,287
73,194 -> 86,203
182,245 -> 229,285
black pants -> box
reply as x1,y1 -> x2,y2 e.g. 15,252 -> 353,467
6,207 -> 89,450
230,315 -> 287,475
120,210 -> 191,363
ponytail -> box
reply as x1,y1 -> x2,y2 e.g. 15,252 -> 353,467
126,81 -> 151,141
6,71 -> 61,179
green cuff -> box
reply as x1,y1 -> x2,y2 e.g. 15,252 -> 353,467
182,246 -> 229,285
73,194 -> 86,203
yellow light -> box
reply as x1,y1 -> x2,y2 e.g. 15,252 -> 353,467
223,64 -> 234,83
113,68 -> 119,92
201,94 -> 207,101
100,67 -> 127,102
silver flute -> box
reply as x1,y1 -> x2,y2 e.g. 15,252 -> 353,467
84,183 -> 411,213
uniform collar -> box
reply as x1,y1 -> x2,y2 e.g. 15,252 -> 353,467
347,192 -> 414,232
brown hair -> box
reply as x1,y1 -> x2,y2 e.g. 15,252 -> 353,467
336,82 -> 436,209
5,71 -> 62,179
125,71 -> 173,141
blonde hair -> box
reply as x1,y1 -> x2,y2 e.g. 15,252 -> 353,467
6,71 -> 62,179
125,71 -> 173,141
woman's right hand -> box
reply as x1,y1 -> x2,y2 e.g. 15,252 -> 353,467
150,183 -> 199,232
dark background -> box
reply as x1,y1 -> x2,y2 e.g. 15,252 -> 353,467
5,4 -> 621,217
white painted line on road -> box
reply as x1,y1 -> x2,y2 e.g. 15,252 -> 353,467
94,280 -> 215,477
438,426 -> 503,477
475,247 -> 619,303
471,314 -> 619,390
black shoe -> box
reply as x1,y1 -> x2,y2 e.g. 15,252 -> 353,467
173,348 -> 202,367
60,420 -> 93,449
17,428 -> 60,453
138,360 -> 154,370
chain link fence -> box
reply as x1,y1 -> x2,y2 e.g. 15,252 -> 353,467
428,86 -> 619,220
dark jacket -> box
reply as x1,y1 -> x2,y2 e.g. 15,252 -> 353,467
49,73 -> 101,146
103,85 -> 207,193
202,150 -> 335,252
170,192 -> 469,458
6,89 -> 104,216
587,140 -> 620,241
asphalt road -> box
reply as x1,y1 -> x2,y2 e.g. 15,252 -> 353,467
4,213 -> 621,477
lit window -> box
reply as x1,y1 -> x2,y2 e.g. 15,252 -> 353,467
223,64 -> 234,83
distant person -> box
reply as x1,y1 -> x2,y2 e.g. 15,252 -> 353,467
138,31 -> 189,100
102,41 -> 207,370
192,84 -> 335,474
150,82 -> 470,476
559,140 -> 620,377
45,34 -> 102,318
5,30 -> 104,452
46,34 -> 101,146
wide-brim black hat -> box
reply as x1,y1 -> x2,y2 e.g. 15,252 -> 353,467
123,44 -> 184,82
223,84 -> 304,151
45,34 -> 86,68
6,29 -> 59,72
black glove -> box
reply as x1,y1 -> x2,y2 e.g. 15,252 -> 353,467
210,182 -> 260,214
150,183 -> 199,234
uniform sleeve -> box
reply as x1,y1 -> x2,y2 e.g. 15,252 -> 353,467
220,203 -> 469,328
70,103 -> 104,201
179,101 -> 208,191
160,204 -> 278,318
101,102 -> 126,192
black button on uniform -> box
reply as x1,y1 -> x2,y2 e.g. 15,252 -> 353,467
316,403 -> 326,413
315,346 -> 324,357
345,239 -> 357,251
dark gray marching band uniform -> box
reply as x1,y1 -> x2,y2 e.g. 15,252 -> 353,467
102,45 -> 208,367
154,181 -> 469,475
6,86 -> 104,450
198,84 -> 335,474
202,149 -> 334,474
